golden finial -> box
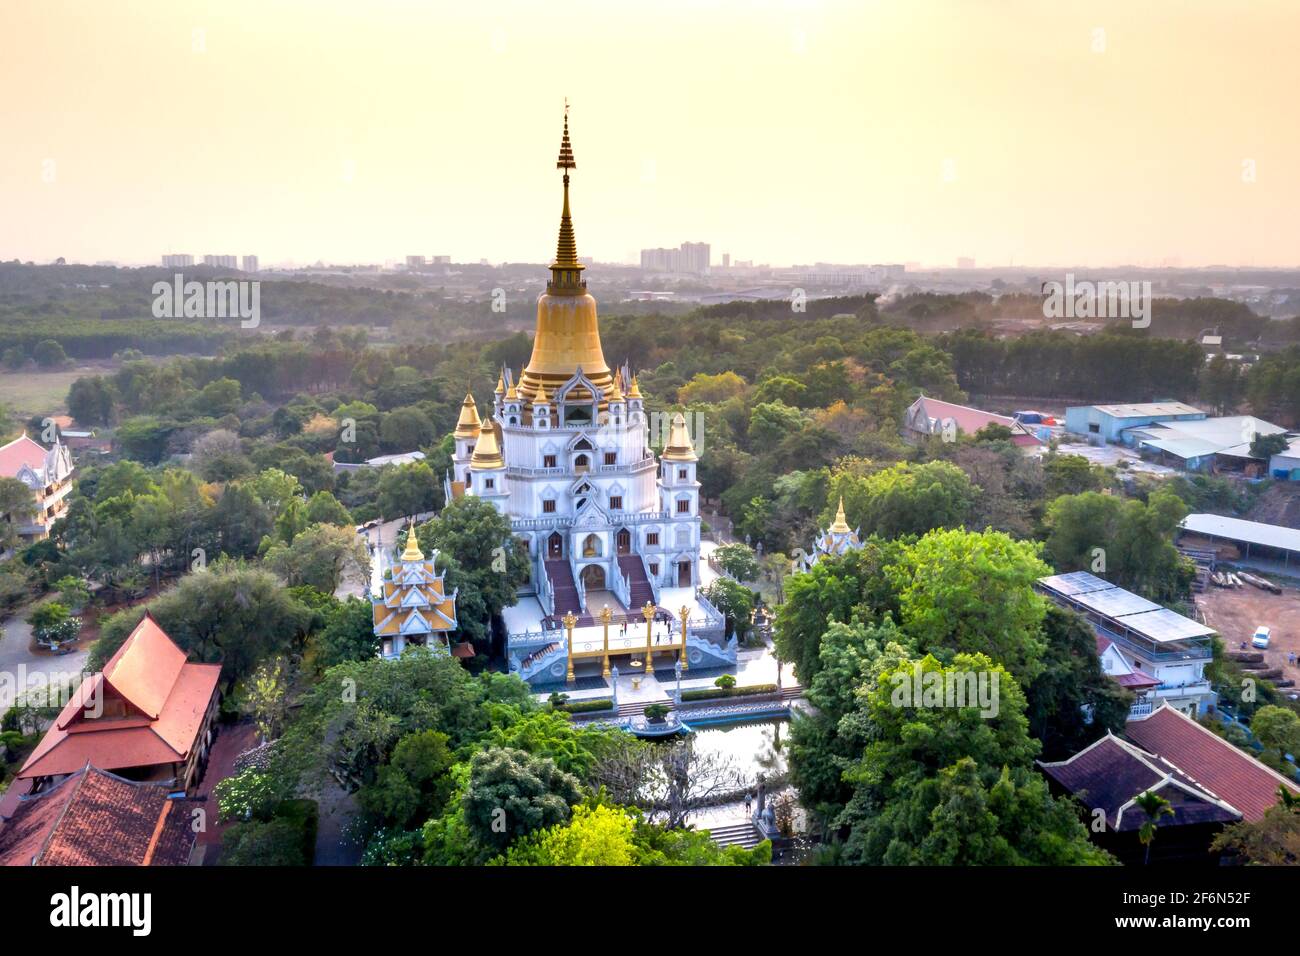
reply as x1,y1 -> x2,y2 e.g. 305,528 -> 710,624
495,370 -> 505,394
549,100 -> 584,290
626,374 -> 643,400
454,390 -> 481,439
401,518 -> 425,562
662,412 -> 697,462
609,374 -> 624,402
556,98 -> 576,171
470,417 -> 504,469
829,496 -> 851,534
534,382 -> 549,404
506,381 -> 519,402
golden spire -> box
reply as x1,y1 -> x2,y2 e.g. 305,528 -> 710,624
609,370 -> 625,402
829,497 -> 851,534
551,99 -> 583,283
470,417 -> 504,469
519,101 -> 614,401
401,518 -> 425,562
454,391 -> 481,439
661,412 -> 697,462
534,382 -> 549,404
626,374 -> 643,400
506,381 -> 519,401
495,371 -> 505,394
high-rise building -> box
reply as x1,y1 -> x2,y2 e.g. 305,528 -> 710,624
405,255 -> 426,269
242,255 -> 259,273
161,254 -> 193,268
203,255 -> 237,268
640,241 -> 711,274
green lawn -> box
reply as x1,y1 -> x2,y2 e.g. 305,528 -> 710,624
0,369 -> 85,418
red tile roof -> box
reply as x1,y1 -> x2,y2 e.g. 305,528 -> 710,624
1124,703 -> 1300,822
1039,733 -> 1240,831
19,614 -> 221,781
0,764 -> 197,866
0,434 -> 52,478
911,397 -> 1043,446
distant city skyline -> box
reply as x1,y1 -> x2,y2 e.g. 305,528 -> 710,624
4,1 -> 1299,269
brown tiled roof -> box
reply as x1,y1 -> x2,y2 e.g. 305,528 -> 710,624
1039,732 -> 1241,831
19,614 -> 221,780
1124,703 -> 1300,822
0,764 -> 197,866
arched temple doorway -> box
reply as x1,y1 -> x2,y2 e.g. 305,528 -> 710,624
580,564 -> 606,590
547,532 -> 564,559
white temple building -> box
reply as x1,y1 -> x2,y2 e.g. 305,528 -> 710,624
438,107 -> 732,687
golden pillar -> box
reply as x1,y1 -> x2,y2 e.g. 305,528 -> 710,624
564,610 -> 577,683
600,604 -> 612,679
679,605 -> 690,671
642,601 -> 655,675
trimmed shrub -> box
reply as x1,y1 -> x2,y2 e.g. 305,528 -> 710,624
680,683 -> 778,702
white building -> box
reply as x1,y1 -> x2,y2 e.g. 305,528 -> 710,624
161,254 -> 193,268
0,434 -> 74,555
1037,571 -> 1216,717
796,497 -> 862,572
439,109 -> 730,686
242,255 -> 259,273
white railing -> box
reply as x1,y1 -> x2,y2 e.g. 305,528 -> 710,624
536,554 -> 555,616
569,554 -> 587,612
613,561 -> 632,607
641,552 -> 661,605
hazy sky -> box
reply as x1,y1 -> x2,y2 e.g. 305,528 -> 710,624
3,0 -> 1298,269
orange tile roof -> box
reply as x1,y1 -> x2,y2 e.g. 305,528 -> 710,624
1125,703 -> 1300,822
19,615 -> 221,781
0,764 -> 197,866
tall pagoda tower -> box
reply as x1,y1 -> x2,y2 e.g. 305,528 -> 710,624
450,103 -> 702,621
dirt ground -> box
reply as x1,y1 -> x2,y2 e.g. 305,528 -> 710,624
1196,581 -> 1300,688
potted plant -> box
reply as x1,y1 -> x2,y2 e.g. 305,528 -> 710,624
643,703 -> 671,724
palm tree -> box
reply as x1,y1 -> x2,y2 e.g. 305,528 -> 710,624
1135,790 -> 1175,865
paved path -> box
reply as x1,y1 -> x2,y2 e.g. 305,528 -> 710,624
0,600 -> 90,711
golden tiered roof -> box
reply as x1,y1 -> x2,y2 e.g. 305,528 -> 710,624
454,391 -> 481,440
373,536 -> 459,639
470,417 -> 504,469
661,412 -> 698,462
519,102 -> 615,404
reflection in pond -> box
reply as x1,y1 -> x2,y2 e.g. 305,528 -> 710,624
687,718 -> 787,788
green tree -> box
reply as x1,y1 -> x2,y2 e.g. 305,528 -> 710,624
1251,705 -> 1300,766
378,461 -> 440,519
304,490 -> 353,526
887,529 -> 1050,681
67,376 -> 117,426
828,461 -> 976,540
0,476 -> 37,554
711,542 -> 760,581
33,339 -> 67,368
462,747 -> 583,852
1134,790 -> 1175,865
264,523 -> 368,594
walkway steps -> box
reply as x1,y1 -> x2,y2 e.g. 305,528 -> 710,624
706,822 -> 763,850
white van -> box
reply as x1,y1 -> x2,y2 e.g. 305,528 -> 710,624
1252,626 -> 1271,649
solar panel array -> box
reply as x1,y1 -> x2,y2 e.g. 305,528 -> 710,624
1037,573 -> 1215,644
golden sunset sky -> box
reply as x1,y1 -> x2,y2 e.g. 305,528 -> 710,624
2,0 -> 1298,268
